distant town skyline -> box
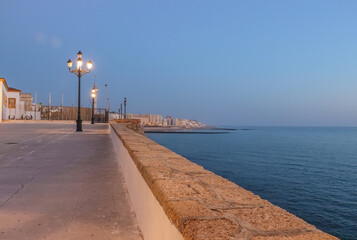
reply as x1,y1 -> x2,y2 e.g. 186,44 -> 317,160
2,1 -> 357,126
111,113 -> 206,128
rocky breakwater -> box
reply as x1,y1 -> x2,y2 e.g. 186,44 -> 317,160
110,122 -> 338,240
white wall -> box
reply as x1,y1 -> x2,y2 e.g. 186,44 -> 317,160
0,81 -> 2,123
0,84 -> 39,120
6,91 -> 20,119
110,126 -> 184,240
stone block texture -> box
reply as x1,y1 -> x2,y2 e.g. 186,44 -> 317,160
110,122 -> 339,240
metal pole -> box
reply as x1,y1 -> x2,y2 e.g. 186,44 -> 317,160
61,94 -> 64,120
49,92 -> 51,120
34,92 -> 37,120
91,97 -> 95,124
124,97 -> 127,119
76,71 -> 82,131
105,84 -> 109,112
72,96 -> 74,121
120,104 -> 123,119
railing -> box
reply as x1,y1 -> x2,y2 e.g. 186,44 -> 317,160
40,106 -> 108,123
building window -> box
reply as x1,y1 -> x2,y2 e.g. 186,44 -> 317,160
8,98 -> 16,108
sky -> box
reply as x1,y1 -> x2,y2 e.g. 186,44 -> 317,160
1,0 -> 357,126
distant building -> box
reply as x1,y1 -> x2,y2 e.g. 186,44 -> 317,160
124,112 -> 206,128
165,116 -> 205,128
162,118 -> 169,126
127,114 -> 162,126
127,114 -> 150,125
149,114 -> 162,126
164,115 -> 174,126
0,78 -> 40,122
20,93 -> 33,113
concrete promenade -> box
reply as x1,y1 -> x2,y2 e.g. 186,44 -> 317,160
0,123 -> 142,240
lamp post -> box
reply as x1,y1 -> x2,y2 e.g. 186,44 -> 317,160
91,88 -> 96,124
124,97 -> 127,119
67,51 -> 93,131
105,84 -> 109,111
120,103 -> 123,119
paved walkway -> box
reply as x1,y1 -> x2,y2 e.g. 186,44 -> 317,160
0,123 -> 142,240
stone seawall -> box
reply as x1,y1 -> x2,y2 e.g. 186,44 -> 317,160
114,119 -> 145,136
110,122 -> 338,240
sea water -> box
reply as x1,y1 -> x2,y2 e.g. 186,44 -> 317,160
147,127 -> 357,240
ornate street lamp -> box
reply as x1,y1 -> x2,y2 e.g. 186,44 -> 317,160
91,88 -> 96,124
67,51 -> 93,131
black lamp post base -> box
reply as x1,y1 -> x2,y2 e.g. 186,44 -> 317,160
76,119 -> 82,132
91,118 -> 94,124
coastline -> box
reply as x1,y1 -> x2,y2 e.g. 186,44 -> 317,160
143,126 -> 238,133
145,131 -> 230,134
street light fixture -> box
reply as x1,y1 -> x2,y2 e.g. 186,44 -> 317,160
91,88 -> 96,124
67,51 -> 93,131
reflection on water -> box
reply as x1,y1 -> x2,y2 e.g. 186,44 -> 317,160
147,127 -> 357,240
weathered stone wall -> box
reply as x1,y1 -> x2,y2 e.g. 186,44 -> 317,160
110,122 -> 339,240
113,119 -> 145,136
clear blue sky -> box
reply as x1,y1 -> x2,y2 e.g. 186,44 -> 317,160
1,0 -> 357,126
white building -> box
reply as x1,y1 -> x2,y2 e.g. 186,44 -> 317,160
125,112 -> 206,128
0,78 -> 40,122
127,114 -> 163,126
162,116 -> 205,128
149,114 -> 162,126
163,115 -> 174,126
128,114 -> 150,125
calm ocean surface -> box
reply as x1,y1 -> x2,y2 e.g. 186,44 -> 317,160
147,127 -> 357,240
